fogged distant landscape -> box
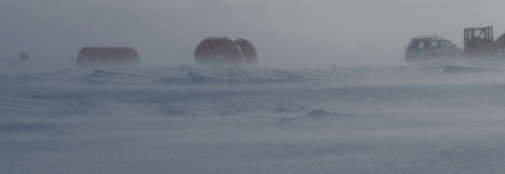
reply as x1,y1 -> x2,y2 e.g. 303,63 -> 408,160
3,0 -> 505,173
1,60 -> 505,173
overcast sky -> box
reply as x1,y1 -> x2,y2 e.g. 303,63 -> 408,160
1,0 -> 505,68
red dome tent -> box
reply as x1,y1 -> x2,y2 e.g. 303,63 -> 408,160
194,37 -> 242,65
235,38 -> 257,63
77,47 -> 139,66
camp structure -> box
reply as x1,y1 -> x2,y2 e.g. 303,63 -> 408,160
194,37 -> 242,66
19,52 -> 29,61
464,26 -> 495,55
235,38 -> 257,63
462,26 -> 505,56
76,47 -> 139,66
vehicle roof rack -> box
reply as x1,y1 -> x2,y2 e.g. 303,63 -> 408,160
412,35 -> 444,39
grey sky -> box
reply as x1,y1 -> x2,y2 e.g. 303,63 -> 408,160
1,0 -> 504,68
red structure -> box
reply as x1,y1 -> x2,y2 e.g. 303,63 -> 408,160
77,47 -> 139,65
235,39 -> 257,63
194,37 -> 242,65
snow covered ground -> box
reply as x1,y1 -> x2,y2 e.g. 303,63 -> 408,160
2,60 -> 505,174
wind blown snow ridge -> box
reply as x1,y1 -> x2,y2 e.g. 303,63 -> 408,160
2,61 -> 504,86
82,65 -> 315,86
2,62 -> 505,173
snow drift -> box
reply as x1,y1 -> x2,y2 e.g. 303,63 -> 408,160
1,61 -> 505,174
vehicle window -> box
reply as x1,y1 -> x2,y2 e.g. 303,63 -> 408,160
445,41 -> 453,47
439,41 -> 446,47
429,41 -> 438,48
407,41 -> 417,49
417,41 -> 425,49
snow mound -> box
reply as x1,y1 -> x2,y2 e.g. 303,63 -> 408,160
0,121 -> 62,133
277,116 -> 298,123
442,65 -> 491,73
3,63 -> 505,173
158,70 -> 227,85
86,68 -> 152,85
273,104 -> 309,114
305,109 -> 332,117
159,105 -> 192,117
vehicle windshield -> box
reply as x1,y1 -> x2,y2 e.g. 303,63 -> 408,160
444,40 -> 453,47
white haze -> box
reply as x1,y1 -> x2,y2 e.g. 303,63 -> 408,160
2,0 -> 505,68
3,0 -> 505,173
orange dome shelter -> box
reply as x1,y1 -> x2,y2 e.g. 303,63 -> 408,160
77,47 -> 139,66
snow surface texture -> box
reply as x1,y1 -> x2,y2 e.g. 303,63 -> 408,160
1,60 -> 505,174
